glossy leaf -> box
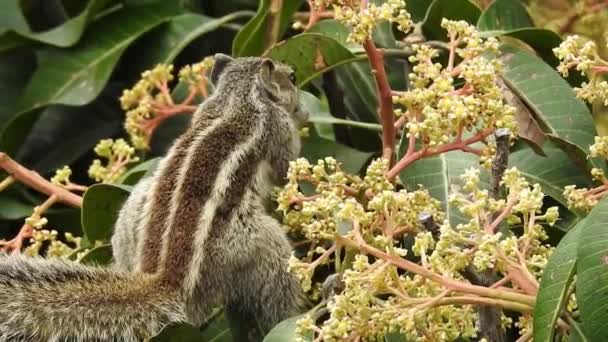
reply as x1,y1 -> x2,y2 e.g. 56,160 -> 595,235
306,19 -> 382,150
0,193 -> 33,220
15,2 -> 181,114
119,157 -> 161,186
396,131 -> 489,225
14,89 -> 123,173
307,19 -> 360,53
510,142 -> 592,209
301,133 -> 374,175
500,45 -> 598,171
397,146 -> 488,225
576,197 -> 608,341
0,0 -> 113,47
477,0 -> 533,32
152,325 -> 208,342
0,49 -> 36,131
533,224 -> 581,342
0,31 -> 29,52
406,0 -> 433,23
265,33 -> 360,87
264,314 -> 312,342
498,77 -> 546,154
232,0 -> 302,57
81,183 -> 131,242
139,11 -> 251,69
78,244 -> 113,265
422,0 -> 481,41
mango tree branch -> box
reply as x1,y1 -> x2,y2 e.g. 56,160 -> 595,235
363,39 -> 396,164
0,194 -> 58,253
387,126 -> 495,180
265,0 -> 284,50
0,153 -> 82,207
334,222 -> 536,307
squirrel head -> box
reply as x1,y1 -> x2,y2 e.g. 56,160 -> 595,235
210,54 -> 309,127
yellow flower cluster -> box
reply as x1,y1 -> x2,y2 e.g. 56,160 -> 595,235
554,35 -> 608,105
563,137 -> 608,211
280,160 -> 556,340
88,138 -> 139,183
25,230 -> 82,259
120,64 -> 174,150
50,166 -> 72,186
435,167 -> 555,276
393,20 -> 517,151
315,257 -> 478,341
333,0 -> 412,44
179,56 -> 214,86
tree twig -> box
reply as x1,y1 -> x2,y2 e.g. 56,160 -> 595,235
0,153 -> 82,207
363,39 -> 396,165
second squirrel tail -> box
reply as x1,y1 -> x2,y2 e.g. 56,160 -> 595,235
0,254 -> 186,342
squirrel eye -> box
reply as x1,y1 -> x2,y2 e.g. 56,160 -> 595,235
288,72 -> 296,85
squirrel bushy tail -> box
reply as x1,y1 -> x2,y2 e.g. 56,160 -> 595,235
0,254 -> 186,342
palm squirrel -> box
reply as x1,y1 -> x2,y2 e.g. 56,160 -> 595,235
0,54 -> 309,341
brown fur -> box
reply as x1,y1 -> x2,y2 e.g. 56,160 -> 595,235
0,55 -> 309,341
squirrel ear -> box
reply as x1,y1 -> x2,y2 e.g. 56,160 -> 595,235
257,58 -> 279,101
210,53 -> 233,86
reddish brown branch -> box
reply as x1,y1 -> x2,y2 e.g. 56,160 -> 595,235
386,127 -> 494,180
0,194 -> 58,254
334,223 -> 536,306
0,153 -> 82,207
363,39 -> 396,165
560,0 -> 608,34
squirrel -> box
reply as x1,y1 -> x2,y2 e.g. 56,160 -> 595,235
0,54 -> 310,341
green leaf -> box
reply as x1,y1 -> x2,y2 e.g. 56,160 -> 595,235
139,11 -> 251,69
476,0 -> 562,64
0,0 -> 113,47
576,197 -> 608,341
500,45 -> 598,171
152,324 -> 208,342
0,110 -> 41,156
510,142 -> 592,209
0,193 -> 33,220
78,244 -> 113,265
406,0 -> 433,23
0,31 -> 29,53
265,33 -> 360,87
307,19 -> 360,52
200,313 -> 233,342
232,0 -> 302,57
533,224 -> 581,342
0,49 -> 36,131
15,2 -> 181,114
568,319 -> 589,342
422,0 -> 481,41
396,146 -> 487,225
14,90 -> 123,174
477,0 -> 533,32
306,19 -> 383,150
264,314 -> 312,342
81,183 -> 131,242
301,133 -> 373,175
119,157 -> 161,186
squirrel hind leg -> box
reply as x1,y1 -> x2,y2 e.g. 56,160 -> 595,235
222,218 -> 309,339
224,254 -> 307,340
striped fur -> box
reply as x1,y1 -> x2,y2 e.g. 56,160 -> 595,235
0,255 -> 186,341
0,55 -> 308,341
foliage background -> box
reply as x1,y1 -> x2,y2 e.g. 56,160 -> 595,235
1,0 -> 608,341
